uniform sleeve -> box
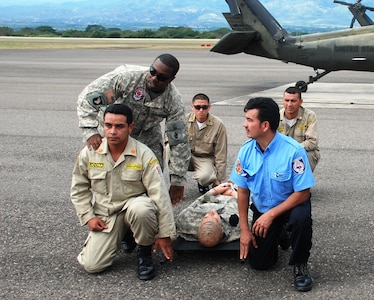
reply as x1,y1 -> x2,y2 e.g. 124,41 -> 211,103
164,85 -> 190,185
291,147 -> 316,192
141,149 -> 177,239
229,147 -> 248,189
175,197 -> 204,241
214,122 -> 228,182
77,67 -> 124,142
70,148 -> 96,226
301,111 -> 319,151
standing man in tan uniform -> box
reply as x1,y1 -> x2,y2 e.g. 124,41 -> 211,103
278,86 -> 320,171
71,103 -> 176,281
187,93 -> 228,194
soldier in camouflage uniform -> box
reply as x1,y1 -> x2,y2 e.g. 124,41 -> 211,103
77,54 -> 190,205
176,183 -> 253,245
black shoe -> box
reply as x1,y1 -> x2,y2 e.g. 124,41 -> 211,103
293,263 -> 313,292
122,230 -> 137,254
279,224 -> 291,250
198,183 -> 210,195
137,245 -> 155,280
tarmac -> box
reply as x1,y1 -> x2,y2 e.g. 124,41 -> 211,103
0,48 -> 373,299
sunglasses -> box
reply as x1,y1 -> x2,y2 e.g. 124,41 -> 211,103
149,65 -> 172,82
193,105 -> 209,110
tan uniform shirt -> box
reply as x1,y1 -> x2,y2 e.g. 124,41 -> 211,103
278,106 -> 319,152
278,106 -> 320,170
70,136 -> 176,239
187,112 -> 227,182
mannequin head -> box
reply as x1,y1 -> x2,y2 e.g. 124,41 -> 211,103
198,210 -> 224,247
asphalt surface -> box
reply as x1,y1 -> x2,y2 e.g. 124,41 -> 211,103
1,48 -> 373,300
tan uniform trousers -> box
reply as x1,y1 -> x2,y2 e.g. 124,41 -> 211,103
77,196 -> 158,273
307,149 -> 320,172
189,154 -> 217,187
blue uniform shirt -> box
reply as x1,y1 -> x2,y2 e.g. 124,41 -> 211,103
230,132 -> 316,213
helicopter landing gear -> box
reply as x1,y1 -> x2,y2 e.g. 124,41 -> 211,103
295,81 -> 308,93
295,69 -> 331,92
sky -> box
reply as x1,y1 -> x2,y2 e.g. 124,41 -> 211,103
1,0 -> 374,29
2,0 -> 373,3
2,0 -> 374,11
0,0 -> 83,4
3,0 -> 373,6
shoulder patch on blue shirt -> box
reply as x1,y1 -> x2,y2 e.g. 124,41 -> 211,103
235,159 -> 243,174
292,157 -> 305,174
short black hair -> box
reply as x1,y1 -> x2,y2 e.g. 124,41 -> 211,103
285,86 -> 302,99
244,97 -> 280,132
155,53 -> 180,76
104,103 -> 133,124
192,93 -> 210,103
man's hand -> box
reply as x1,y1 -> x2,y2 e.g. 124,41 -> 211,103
212,180 -> 221,187
212,182 -> 231,194
169,185 -> 184,206
239,229 -> 257,261
252,211 -> 274,238
87,217 -> 108,231
87,134 -> 102,150
153,237 -> 173,261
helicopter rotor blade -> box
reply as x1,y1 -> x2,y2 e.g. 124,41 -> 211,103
350,16 -> 356,27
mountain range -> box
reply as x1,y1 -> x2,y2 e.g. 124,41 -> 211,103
1,0 -> 373,32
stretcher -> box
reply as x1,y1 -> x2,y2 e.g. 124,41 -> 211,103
172,236 -> 240,251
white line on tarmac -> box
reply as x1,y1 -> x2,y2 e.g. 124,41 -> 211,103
214,83 -> 374,109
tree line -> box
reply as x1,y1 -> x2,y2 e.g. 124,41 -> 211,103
0,25 -> 231,39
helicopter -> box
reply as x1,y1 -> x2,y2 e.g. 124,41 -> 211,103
334,0 -> 374,27
211,0 -> 374,92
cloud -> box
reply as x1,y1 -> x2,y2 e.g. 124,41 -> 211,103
173,7 -> 199,13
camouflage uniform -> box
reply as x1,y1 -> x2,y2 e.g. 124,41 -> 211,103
278,106 -> 320,171
77,64 -> 190,185
176,193 -> 253,243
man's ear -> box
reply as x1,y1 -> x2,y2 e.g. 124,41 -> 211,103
128,122 -> 135,132
262,120 -> 270,132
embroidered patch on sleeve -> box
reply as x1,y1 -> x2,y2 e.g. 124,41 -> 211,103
155,165 -> 163,176
292,157 -> 305,174
149,158 -> 159,167
88,90 -> 114,107
235,159 -> 243,174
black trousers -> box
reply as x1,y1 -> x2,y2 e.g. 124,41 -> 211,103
248,198 -> 312,270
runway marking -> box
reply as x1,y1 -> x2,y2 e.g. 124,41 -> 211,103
214,83 -> 374,109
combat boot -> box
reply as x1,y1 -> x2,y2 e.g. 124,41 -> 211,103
198,183 -> 210,194
293,262 -> 313,292
122,230 -> 137,254
137,245 -> 155,280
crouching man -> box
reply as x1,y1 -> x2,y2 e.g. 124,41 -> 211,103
230,97 -> 315,292
70,103 -> 176,280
